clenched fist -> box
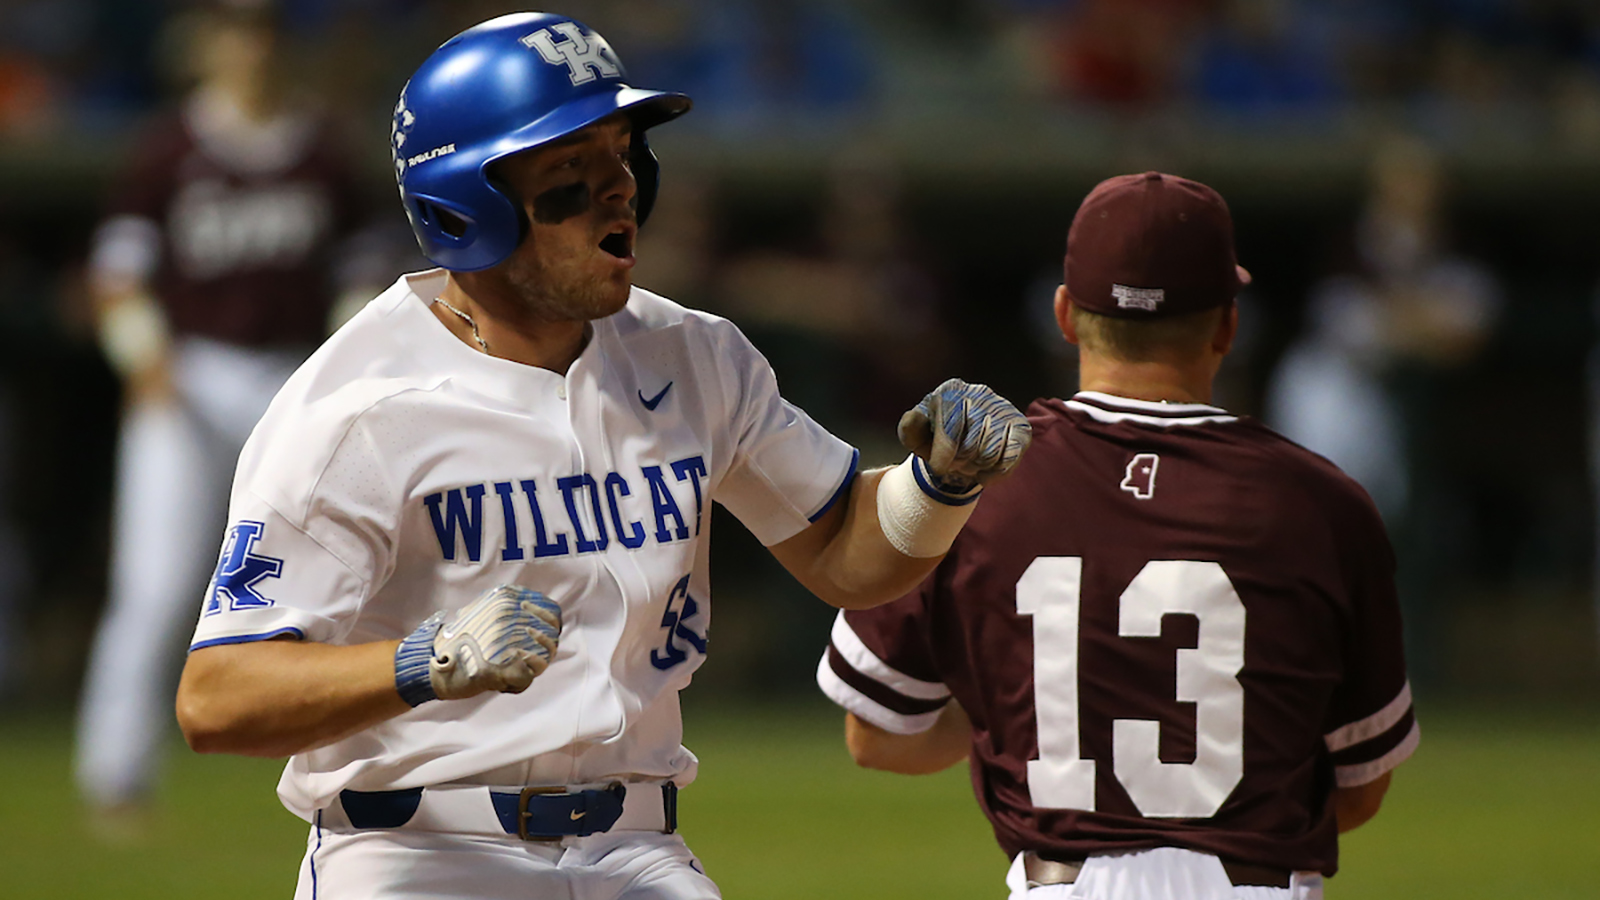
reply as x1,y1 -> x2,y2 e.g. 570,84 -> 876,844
395,585 -> 561,706
898,378 -> 1032,495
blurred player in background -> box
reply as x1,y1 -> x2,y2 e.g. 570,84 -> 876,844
820,172 -> 1416,900
1266,135 -> 1500,685
173,13 -> 1029,899
76,2 -> 370,824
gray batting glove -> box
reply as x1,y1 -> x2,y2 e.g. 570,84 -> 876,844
898,378 -> 1032,495
394,585 -> 561,706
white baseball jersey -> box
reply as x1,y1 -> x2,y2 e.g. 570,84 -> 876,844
189,268 -> 858,821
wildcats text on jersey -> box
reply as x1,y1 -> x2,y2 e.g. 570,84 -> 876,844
425,454 -> 709,563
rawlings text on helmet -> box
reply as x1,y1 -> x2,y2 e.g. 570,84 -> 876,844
407,143 -> 457,168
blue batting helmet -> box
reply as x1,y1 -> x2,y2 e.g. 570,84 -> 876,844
392,12 -> 692,272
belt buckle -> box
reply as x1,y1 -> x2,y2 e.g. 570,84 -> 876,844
1023,851 -> 1084,888
515,782 -> 627,841
516,785 -> 570,842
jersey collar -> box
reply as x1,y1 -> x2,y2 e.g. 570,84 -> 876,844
396,268 -> 610,406
1064,391 -> 1238,427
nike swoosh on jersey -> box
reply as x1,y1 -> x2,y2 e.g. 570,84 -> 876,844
569,809 -> 586,820
639,382 -> 673,411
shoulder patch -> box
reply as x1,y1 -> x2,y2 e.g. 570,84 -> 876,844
204,521 -> 284,615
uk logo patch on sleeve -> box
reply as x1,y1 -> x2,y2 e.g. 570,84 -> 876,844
204,521 -> 285,615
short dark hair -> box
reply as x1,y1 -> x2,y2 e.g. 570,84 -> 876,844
1070,302 -> 1228,362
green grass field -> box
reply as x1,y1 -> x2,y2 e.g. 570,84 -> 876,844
2,699 -> 1595,899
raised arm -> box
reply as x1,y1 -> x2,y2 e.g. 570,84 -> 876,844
768,468 -> 925,610
88,216 -> 172,403
770,379 -> 1031,610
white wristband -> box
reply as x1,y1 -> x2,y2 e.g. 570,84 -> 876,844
875,454 -> 982,558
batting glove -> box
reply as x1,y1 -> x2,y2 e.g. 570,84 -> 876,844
897,378 -> 1032,495
394,585 -> 561,706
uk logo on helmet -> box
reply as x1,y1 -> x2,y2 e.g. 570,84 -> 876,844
391,97 -> 418,176
520,22 -> 622,86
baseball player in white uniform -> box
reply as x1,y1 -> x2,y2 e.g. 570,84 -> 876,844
174,13 -> 1032,899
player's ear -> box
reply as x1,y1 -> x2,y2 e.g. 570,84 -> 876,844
1212,301 -> 1238,356
1054,285 -> 1080,346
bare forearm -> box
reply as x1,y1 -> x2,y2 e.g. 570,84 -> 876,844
1334,772 -> 1391,832
773,469 -> 942,611
845,703 -> 971,774
177,639 -> 411,758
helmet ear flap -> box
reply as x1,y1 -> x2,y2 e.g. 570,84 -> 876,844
485,172 -> 531,247
406,193 -> 480,247
422,201 -> 471,239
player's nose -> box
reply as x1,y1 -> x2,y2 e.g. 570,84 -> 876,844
597,151 -> 637,211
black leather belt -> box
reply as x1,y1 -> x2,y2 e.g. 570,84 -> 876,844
1022,850 -> 1291,889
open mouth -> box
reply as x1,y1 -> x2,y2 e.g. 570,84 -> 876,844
599,225 -> 634,259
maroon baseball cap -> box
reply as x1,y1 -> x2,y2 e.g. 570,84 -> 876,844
1064,171 -> 1248,319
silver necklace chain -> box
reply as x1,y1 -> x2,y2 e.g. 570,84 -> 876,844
434,298 -> 490,353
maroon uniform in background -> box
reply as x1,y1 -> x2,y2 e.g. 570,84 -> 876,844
108,99 -> 364,346
820,391 -> 1417,876
76,86 -> 374,814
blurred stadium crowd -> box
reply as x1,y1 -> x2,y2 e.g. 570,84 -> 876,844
4,0 -> 1600,133
0,0 -> 1597,730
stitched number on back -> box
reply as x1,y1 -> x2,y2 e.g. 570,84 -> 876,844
1120,453 -> 1159,500
520,23 -> 621,85
1016,558 -> 1245,817
651,573 -> 707,670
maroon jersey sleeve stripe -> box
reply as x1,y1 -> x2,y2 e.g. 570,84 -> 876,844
1334,719 -> 1420,787
1324,681 -> 1412,752
831,608 -> 949,696
817,652 -> 947,735
824,644 -> 949,718
1329,709 -> 1419,785
818,598 -> 951,735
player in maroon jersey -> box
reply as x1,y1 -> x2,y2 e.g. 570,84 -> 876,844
818,172 -> 1415,899
75,4 -> 372,827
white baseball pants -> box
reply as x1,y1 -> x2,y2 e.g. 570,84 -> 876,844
75,337 -> 303,805
1005,847 -> 1324,900
296,823 -> 720,900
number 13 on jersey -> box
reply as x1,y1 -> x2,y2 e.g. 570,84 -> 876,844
1017,557 -> 1245,818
